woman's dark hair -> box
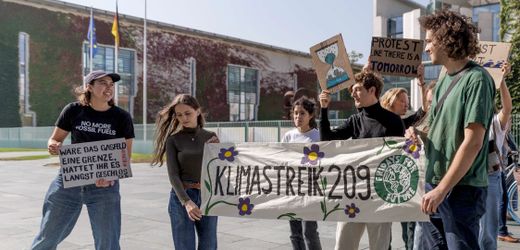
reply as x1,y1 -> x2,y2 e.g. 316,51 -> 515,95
75,80 -> 115,106
419,9 -> 480,60
152,94 -> 205,166
292,96 -> 317,129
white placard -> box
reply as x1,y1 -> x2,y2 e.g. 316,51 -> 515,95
59,138 -> 131,188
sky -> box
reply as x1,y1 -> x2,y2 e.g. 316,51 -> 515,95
62,0 -> 431,64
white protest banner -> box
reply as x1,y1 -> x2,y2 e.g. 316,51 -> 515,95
370,37 -> 423,77
310,34 -> 356,93
201,138 -> 428,222
472,41 -> 511,88
59,138 -> 131,188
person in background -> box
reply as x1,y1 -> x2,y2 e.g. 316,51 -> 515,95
479,62 -> 515,248
498,128 -> 520,243
31,70 -> 135,250
320,71 -> 405,250
152,94 -> 219,250
282,96 -> 322,250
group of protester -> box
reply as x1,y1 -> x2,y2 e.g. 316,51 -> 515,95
29,9 -> 518,250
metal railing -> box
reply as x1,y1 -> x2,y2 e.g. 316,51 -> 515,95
1,114 -> 519,154
0,120 -> 345,154
512,114 -> 520,147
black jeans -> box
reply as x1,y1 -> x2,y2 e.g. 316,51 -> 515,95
289,220 -> 321,250
498,171 -> 509,236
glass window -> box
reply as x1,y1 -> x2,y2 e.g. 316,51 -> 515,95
427,1 -> 452,14
473,3 -> 500,42
227,65 -> 258,121
387,16 -> 403,38
83,43 -> 136,114
382,75 -> 412,97
18,32 -> 29,112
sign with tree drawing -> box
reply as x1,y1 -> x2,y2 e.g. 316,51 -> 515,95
310,34 -> 355,93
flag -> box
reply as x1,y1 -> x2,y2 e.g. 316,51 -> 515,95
87,8 -> 97,56
112,0 -> 120,49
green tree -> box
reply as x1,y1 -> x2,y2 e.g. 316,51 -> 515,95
349,50 -> 363,64
500,0 -> 520,113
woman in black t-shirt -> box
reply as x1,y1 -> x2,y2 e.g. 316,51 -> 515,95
31,70 -> 134,250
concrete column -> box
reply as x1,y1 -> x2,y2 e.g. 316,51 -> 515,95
404,8 -> 424,111
478,12 -> 493,41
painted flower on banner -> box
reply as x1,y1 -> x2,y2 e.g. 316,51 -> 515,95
237,197 -> 254,216
301,144 -> 325,165
344,203 -> 360,218
219,147 -> 239,162
403,139 -> 421,159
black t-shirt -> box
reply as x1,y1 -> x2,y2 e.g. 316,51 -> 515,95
55,102 -> 135,144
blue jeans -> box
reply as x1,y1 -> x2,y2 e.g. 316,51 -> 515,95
31,175 -> 121,250
421,183 -> 486,250
289,220 -> 321,250
498,171 -> 509,236
479,170 -> 502,249
401,222 -> 416,250
169,188 -> 218,250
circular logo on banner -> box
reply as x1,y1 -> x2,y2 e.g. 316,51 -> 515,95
374,155 -> 419,204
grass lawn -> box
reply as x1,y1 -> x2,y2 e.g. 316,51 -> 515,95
0,150 -> 154,163
0,148 -> 46,152
130,153 -> 153,164
0,155 -> 51,161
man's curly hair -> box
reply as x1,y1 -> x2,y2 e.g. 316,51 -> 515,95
349,71 -> 384,98
419,9 -> 480,60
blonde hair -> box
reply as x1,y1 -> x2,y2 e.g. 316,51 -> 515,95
380,88 -> 408,111
151,94 -> 205,166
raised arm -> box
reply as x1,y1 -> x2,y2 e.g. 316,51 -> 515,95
416,64 -> 429,112
319,90 -> 353,140
497,62 -> 512,129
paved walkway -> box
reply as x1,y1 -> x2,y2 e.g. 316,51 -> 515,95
1,154 -> 519,249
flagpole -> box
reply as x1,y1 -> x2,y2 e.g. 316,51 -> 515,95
89,7 -> 93,79
114,1 -> 119,106
143,0 -> 148,141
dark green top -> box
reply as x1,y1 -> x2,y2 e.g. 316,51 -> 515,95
425,61 -> 495,187
166,127 -> 217,205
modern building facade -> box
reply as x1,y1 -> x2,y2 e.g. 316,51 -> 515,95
0,0 -> 361,127
373,0 -> 502,110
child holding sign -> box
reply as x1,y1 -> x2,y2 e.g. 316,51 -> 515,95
282,96 -> 322,250
152,94 -> 219,250
31,71 -> 134,250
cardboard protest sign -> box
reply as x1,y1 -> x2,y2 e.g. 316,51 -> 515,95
370,37 -> 423,77
472,41 -> 511,88
201,138 -> 428,222
59,138 -> 131,188
310,34 -> 355,93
